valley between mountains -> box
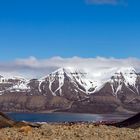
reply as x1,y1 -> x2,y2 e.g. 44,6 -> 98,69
0,67 -> 140,114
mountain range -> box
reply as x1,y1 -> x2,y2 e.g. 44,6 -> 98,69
0,67 -> 140,114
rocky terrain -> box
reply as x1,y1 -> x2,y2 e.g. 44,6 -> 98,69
0,67 -> 140,113
0,123 -> 140,140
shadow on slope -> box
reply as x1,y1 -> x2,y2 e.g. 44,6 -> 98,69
0,112 -> 41,128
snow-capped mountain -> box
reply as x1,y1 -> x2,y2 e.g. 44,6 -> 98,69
39,67 -> 96,97
0,76 -> 30,94
0,66 -> 140,114
37,67 -> 140,97
109,67 -> 139,96
1,67 -> 139,96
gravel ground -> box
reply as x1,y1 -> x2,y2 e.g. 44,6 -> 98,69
0,124 -> 140,140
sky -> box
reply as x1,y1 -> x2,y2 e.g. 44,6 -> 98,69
0,0 -> 140,77
0,0 -> 140,60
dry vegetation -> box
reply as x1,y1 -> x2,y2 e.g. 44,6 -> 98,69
0,123 -> 140,140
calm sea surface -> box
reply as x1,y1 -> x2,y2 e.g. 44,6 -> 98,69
6,113 -> 132,123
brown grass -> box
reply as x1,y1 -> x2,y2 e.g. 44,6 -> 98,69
0,123 -> 140,140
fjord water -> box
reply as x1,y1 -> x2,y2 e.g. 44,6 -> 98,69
6,113 -> 132,123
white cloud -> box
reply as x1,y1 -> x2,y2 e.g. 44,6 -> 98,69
0,56 -> 140,79
85,0 -> 126,5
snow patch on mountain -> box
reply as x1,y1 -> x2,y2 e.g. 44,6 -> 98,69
117,67 -> 137,86
109,67 -> 139,95
0,75 -> 30,92
11,82 -> 30,92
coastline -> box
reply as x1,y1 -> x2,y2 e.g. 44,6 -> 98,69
5,110 -> 136,115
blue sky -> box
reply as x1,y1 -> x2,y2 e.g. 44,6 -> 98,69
0,0 -> 140,60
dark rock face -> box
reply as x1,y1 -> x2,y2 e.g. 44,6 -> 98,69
0,93 -> 71,112
0,112 -> 14,128
0,67 -> 140,114
113,112 -> 140,128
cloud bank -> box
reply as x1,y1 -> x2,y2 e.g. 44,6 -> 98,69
0,56 -> 140,79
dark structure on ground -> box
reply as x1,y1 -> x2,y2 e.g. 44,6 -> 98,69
114,112 -> 140,129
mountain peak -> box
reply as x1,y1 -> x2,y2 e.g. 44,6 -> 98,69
114,67 -> 137,86
117,67 -> 136,74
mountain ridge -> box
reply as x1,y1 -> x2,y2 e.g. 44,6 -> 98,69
0,66 -> 140,114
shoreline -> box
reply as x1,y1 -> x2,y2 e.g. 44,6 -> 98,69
5,111 -> 136,115
5,112 -> 134,126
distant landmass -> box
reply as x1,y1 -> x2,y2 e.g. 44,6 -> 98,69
0,67 -> 140,114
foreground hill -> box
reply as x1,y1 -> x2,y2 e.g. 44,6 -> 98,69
0,123 -> 140,140
0,67 -> 140,113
